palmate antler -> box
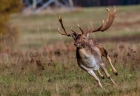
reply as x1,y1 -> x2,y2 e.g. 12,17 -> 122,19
58,6 -> 117,36
84,6 -> 117,34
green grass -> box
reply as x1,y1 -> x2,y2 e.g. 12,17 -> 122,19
0,5 -> 140,95
0,48 -> 140,96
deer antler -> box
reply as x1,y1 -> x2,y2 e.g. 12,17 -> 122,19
85,6 -> 116,34
57,15 -> 71,36
58,15 -> 78,36
78,24 -> 85,34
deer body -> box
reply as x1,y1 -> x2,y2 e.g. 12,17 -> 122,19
77,48 -> 100,70
76,41 -> 102,71
57,6 -> 118,88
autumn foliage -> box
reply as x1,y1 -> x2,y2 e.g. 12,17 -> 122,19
0,0 -> 22,51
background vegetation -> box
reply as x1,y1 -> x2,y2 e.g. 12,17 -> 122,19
0,0 -> 21,51
0,5 -> 140,96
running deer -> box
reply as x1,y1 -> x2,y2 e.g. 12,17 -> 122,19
57,6 -> 118,88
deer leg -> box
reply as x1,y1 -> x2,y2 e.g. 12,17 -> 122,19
101,48 -> 118,76
97,70 -> 104,79
100,63 -> 117,86
106,55 -> 118,76
87,70 -> 103,88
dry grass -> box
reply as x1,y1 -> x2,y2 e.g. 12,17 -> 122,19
0,43 -> 140,96
0,5 -> 140,96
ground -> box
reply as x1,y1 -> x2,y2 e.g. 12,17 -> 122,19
0,5 -> 140,96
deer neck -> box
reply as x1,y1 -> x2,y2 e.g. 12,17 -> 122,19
76,44 -> 92,58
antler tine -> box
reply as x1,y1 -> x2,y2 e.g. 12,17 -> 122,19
113,6 -> 117,14
58,15 -> 67,34
100,6 -> 116,31
90,20 -> 105,33
86,6 -> 116,34
71,28 -> 76,33
57,28 -> 70,36
78,24 -> 84,34
58,15 -> 71,36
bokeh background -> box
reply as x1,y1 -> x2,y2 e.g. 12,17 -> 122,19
0,0 -> 140,95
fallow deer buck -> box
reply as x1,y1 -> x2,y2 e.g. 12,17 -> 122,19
58,6 -> 118,88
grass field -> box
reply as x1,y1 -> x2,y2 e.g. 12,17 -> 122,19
0,5 -> 140,96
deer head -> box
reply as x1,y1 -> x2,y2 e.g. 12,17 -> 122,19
58,6 -> 116,48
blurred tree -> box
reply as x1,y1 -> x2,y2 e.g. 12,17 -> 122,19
0,0 -> 22,52
73,0 -> 140,7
